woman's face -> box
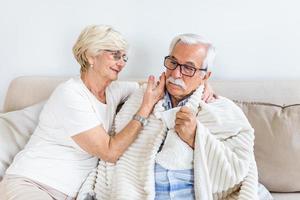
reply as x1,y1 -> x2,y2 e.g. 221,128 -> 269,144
91,50 -> 127,81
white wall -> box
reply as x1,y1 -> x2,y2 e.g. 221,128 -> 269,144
1,0 -> 300,110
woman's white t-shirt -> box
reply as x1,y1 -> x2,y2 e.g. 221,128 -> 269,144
6,77 -> 139,197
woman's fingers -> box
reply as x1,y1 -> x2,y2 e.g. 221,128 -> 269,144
202,92 -> 209,102
158,72 -> 166,90
146,75 -> 155,91
202,83 -> 218,103
144,73 -> 166,105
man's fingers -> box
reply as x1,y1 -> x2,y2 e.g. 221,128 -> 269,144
175,124 -> 180,131
175,118 -> 186,125
179,106 -> 192,114
176,111 -> 192,120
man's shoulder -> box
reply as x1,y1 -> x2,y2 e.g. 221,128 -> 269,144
205,96 -> 238,109
196,96 -> 253,132
198,96 -> 246,119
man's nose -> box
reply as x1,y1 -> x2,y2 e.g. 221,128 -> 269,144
171,65 -> 182,78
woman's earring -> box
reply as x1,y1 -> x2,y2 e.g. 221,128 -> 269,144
90,64 -> 94,68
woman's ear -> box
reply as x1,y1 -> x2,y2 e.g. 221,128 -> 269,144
86,54 -> 95,66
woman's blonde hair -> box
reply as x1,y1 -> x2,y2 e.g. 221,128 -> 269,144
72,25 -> 129,73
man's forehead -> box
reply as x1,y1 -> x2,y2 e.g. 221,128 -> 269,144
169,55 -> 196,66
170,43 -> 207,67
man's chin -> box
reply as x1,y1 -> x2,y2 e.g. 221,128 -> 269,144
166,84 -> 184,96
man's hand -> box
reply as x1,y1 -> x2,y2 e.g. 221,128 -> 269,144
175,106 -> 197,149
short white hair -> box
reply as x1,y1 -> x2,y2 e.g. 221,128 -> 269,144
169,33 -> 216,69
73,25 -> 128,73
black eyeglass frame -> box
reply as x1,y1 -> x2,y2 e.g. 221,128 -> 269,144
164,56 -> 207,77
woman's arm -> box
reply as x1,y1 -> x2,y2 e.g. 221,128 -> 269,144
72,74 -> 165,163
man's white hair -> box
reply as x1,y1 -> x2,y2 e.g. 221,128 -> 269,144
169,33 -> 216,69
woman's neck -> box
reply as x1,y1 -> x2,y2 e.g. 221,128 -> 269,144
81,69 -> 111,103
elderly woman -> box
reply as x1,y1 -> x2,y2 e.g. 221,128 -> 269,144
0,25 -> 215,200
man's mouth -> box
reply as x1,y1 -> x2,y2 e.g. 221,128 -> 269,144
168,82 -> 184,90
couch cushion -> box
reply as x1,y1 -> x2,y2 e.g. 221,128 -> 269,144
3,76 -> 68,112
0,102 -> 44,181
272,192 -> 300,200
236,101 -> 300,192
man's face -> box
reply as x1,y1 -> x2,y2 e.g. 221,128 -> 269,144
165,42 -> 210,100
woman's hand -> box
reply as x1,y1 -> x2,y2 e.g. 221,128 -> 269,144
138,73 -> 166,117
202,82 -> 218,103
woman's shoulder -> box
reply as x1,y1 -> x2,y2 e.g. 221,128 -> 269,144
107,81 -> 139,100
49,77 -> 88,103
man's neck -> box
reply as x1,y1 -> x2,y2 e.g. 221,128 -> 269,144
170,96 -> 180,107
170,93 -> 193,108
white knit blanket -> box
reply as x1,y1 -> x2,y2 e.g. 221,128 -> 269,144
77,85 -> 260,200
155,85 -> 205,170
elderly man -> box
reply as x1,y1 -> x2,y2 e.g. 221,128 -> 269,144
78,34 -> 272,200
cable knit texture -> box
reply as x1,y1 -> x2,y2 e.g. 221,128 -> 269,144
77,84 -> 259,200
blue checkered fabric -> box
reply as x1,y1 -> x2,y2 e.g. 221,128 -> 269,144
162,91 -> 189,110
154,163 -> 195,200
154,92 -> 195,199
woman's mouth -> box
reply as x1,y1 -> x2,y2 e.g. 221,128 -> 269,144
110,67 -> 120,73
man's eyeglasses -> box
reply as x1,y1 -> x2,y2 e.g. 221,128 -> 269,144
164,56 -> 207,77
104,50 -> 128,63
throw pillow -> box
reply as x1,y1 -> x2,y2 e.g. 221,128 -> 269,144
0,101 -> 45,181
235,101 -> 300,192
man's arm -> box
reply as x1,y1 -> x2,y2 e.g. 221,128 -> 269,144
196,122 -> 254,189
175,106 -> 255,192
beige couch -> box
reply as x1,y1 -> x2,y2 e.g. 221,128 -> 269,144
1,76 -> 300,200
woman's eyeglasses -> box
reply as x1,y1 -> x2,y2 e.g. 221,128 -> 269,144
104,50 -> 128,63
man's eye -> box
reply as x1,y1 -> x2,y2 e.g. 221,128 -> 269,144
170,60 -> 178,65
183,65 -> 195,71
